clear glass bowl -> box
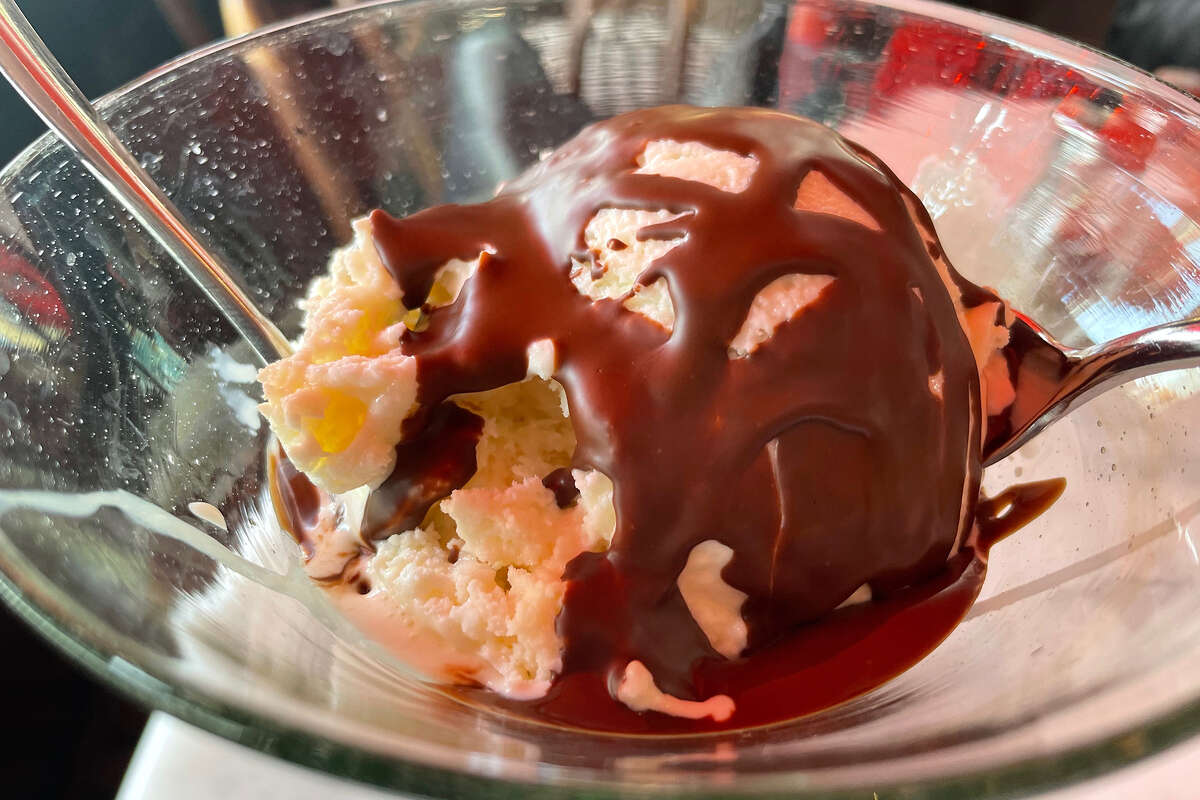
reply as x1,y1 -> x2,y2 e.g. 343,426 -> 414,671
1,0 -> 1199,796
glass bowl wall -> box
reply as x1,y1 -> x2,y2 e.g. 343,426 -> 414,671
1,0 -> 1199,796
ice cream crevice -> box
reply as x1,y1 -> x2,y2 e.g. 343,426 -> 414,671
346,372 -> 616,695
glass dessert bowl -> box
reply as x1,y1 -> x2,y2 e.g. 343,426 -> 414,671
1,0 -> 1199,796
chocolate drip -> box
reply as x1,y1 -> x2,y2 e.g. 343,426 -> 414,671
542,467 -> 580,508
370,106 -> 984,704
269,447 -> 322,558
976,478 -> 1067,550
362,403 -> 483,540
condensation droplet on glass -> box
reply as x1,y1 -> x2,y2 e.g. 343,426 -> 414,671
324,34 -> 351,57
0,399 -> 20,429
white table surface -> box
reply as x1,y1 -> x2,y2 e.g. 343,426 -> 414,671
117,712 -> 1200,799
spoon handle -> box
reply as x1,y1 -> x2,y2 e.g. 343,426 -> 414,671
987,316 -> 1200,464
0,0 -> 291,365
1067,315 -> 1200,406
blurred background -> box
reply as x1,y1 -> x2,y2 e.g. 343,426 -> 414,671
0,0 -> 1197,796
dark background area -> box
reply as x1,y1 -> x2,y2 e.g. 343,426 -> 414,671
0,0 -> 1196,796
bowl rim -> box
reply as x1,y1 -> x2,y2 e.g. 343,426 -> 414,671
2,0 -> 1200,797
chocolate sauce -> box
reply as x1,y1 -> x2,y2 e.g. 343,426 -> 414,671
976,477 -> 1066,551
276,107 -> 1065,732
371,106 -> 982,703
269,447 -> 322,559
542,467 -> 580,508
361,403 -> 483,540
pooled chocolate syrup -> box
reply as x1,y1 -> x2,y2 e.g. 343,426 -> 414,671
460,478 -> 1064,733
369,106 -> 989,707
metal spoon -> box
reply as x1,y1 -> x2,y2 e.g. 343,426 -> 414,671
983,313 -> 1200,465
0,0 -> 290,366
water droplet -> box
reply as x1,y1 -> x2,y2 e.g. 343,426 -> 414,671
0,399 -> 21,429
324,34 -> 351,57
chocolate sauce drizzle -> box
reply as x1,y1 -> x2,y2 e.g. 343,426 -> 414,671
362,403 -> 483,540
541,467 -> 580,509
369,106 -> 987,705
269,449 -> 321,560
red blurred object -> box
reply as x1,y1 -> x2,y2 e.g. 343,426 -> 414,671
0,249 -> 70,333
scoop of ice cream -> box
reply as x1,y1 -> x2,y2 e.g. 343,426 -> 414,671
257,218 -> 415,494
258,219 -> 482,494
262,106 -> 1018,720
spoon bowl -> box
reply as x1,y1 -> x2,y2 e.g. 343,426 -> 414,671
985,314 -> 1200,464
